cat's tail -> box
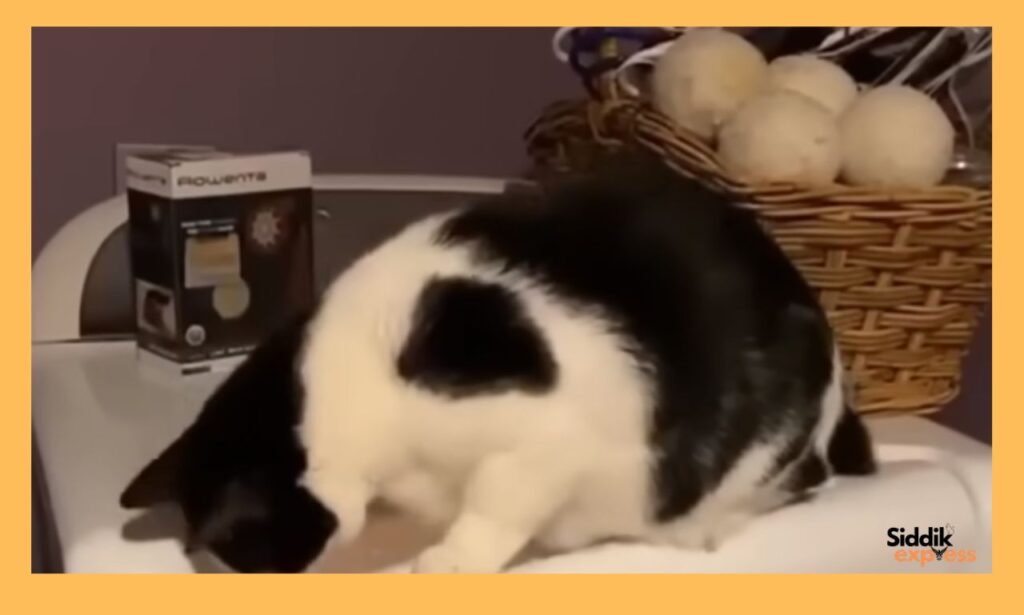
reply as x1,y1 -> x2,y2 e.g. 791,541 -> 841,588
819,344 -> 876,476
827,406 -> 877,475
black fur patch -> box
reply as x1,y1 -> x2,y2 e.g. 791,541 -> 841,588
827,407 -> 877,475
438,153 -> 839,522
397,276 -> 557,398
787,453 -> 829,493
120,313 -> 338,573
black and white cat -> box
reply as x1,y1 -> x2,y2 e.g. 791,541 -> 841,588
120,154 -> 875,573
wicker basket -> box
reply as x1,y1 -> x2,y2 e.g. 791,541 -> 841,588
525,60 -> 991,416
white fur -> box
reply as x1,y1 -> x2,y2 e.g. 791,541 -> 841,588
815,346 -> 846,467
297,213 -> 843,573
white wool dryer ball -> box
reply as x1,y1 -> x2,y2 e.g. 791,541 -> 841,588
652,29 -> 769,140
840,85 -> 955,188
767,54 -> 858,116
717,90 -> 841,185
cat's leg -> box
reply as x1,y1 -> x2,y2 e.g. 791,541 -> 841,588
414,446 -> 580,573
649,505 -> 752,552
695,480 -> 822,551
654,480 -> 814,552
537,518 -> 601,552
304,471 -> 372,545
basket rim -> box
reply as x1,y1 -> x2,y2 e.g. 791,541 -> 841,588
526,96 -> 992,209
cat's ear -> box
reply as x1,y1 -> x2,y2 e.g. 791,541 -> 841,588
120,433 -> 188,509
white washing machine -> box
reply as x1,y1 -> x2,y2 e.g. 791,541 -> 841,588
32,176 -> 992,573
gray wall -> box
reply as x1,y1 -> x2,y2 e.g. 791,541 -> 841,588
32,27 -> 577,258
936,305 -> 991,444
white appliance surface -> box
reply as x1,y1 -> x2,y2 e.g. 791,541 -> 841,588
33,341 -> 992,573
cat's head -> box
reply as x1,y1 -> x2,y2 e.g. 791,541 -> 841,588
120,315 -> 339,572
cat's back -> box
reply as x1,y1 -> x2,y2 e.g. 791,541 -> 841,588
438,156 -> 822,356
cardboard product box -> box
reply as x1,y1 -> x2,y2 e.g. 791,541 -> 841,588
125,150 -> 314,376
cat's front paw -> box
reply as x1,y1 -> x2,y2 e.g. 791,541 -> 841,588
413,543 -> 503,574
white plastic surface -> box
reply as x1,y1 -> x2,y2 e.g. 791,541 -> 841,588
33,341 -> 992,573
32,194 -> 128,343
